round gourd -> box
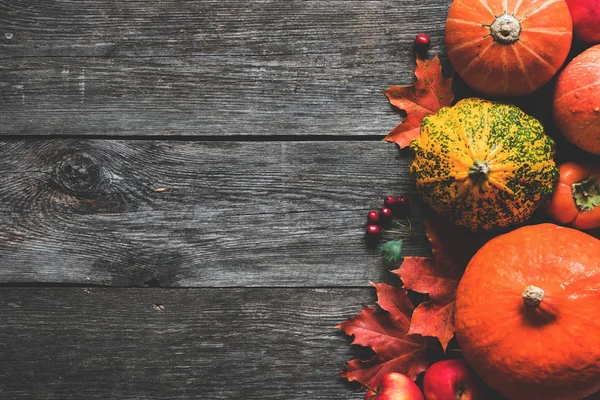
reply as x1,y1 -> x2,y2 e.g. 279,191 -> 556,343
409,98 -> 558,232
446,0 -> 573,97
553,45 -> 600,155
455,224 -> 600,400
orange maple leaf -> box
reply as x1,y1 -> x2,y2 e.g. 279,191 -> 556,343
338,282 -> 428,389
383,55 -> 453,148
393,215 -> 491,351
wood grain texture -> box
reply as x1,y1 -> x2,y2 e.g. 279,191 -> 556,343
0,0 -> 451,136
0,140 -> 431,286
0,287 -> 375,399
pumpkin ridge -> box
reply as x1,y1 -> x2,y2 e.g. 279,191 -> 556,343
460,41 -> 496,75
446,17 -> 490,27
454,124 -> 480,161
501,46 -> 510,92
449,36 -> 491,52
518,0 -> 563,20
475,0 -> 496,17
505,43 -> 537,90
477,65 -> 497,91
487,175 -> 516,195
554,80 -> 600,103
416,173 -> 470,185
512,0 -> 525,15
514,40 -> 556,73
523,28 -> 572,36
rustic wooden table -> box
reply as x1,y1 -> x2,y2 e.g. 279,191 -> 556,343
1,1 -> 597,399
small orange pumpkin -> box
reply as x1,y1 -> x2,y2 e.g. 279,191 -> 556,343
553,44 -> 600,155
455,224 -> 600,400
446,0 -> 573,97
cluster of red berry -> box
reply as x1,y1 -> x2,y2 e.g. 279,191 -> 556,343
365,195 -> 410,240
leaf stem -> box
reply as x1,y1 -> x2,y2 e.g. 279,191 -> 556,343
381,229 -> 409,235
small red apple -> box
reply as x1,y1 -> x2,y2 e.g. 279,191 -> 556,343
423,359 -> 483,400
365,372 -> 424,400
566,0 -> 600,44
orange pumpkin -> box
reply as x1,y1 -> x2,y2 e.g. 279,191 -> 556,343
455,224 -> 600,400
553,45 -> 600,155
446,0 -> 573,97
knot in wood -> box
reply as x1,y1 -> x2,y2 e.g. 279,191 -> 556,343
55,153 -> 102,197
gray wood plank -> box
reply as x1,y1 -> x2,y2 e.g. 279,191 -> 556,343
0,0 -> 451,136
0,287 -> 374,399
0,0 -> 449,58
0,140 -> 430,286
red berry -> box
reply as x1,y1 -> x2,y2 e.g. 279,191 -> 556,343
384,195 -> 397,208
379,207 -> 393,223
415,33 -> 431,49
365,224 -> 382,237
395,194 -> 410,217
367,210 -> 380,224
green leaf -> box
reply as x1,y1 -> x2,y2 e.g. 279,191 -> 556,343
380,240 -> 404,264
573,177 -> 600,212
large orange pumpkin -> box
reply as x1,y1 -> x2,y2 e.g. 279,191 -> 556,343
455,224 -> 600,400
446,0 -> 573,97
553,45 -> 600,155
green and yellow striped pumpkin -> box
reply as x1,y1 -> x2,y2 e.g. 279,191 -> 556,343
409,98 -> 558,231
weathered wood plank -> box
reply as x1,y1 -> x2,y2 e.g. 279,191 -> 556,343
0,287 -> 374,399
0,56 -> 401,136
0,0 -> 449,58
0,0 -> 451,136
0,140 -> 430,286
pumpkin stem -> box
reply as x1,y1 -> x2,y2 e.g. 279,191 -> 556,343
490,13 -> 521,45
522,285 -> 544,307
572,176 -> 600,212
468,160 -> 490,183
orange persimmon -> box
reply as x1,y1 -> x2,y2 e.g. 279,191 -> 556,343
546,162 -> 600,230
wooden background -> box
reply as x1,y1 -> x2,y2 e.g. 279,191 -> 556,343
0,1 -> 598,399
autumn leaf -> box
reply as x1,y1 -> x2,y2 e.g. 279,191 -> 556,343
393,256 -> 459,352
338,282 -> 428,389
393,214 -> 491,351
383,55 -> 453,148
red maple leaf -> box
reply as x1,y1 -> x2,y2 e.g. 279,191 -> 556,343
393,215 -> 491,351
338,282 -> 428,389
394,257 -> 458,352
383,55 -> 453,148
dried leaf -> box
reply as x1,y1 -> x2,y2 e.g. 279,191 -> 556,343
394,256 -> 459,351
393,214 -> 490,351
338,282 -> 428,389
383,55 -> 453,148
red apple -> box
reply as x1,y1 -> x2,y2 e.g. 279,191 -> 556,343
566,0 -> 600,44
365,372 -> 424,400
423,359 -> 483,400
